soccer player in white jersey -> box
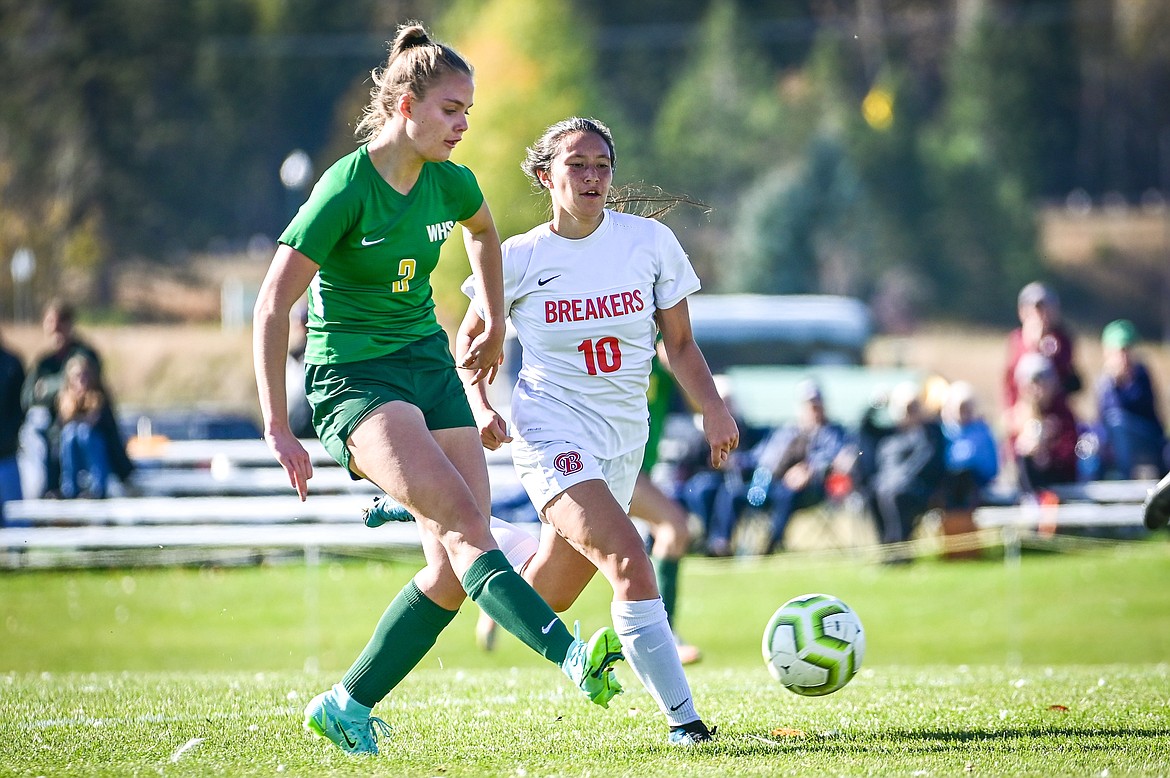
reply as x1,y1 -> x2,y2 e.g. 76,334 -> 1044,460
456,117 -> 740,746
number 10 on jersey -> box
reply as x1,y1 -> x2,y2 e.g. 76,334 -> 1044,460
578,337 -> 622,375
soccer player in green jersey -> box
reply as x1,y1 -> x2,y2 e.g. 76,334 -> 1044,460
252,22 -> 622,756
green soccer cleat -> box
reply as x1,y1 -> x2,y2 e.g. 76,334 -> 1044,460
561,622 -> 625,708
363,495 -> 416,528
668,720 -> 716,746
303,687 -> 391,755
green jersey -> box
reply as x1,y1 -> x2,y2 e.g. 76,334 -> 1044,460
280,145 -> 484,365
642,354 -> 675,473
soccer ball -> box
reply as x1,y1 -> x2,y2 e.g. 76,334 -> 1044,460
762,593 -> 865,696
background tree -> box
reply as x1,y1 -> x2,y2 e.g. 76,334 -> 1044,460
429,0 -> 602,321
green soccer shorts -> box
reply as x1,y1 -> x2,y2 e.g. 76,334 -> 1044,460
305,330 -> 475,477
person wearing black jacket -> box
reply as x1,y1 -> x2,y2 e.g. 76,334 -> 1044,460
21,300 -> 133,496
0,331 -> 25,523
854,381 -> 947,560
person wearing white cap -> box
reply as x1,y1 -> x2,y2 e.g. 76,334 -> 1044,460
1003,281 -> 1083,417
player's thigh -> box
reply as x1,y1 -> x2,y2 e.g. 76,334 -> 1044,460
348,402 -> 487,542
544,479 -> 656,590
432,425 -> 491,517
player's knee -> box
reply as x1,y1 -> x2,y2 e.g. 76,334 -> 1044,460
414,565 -> 468,611
606,553 -> 659,599
654,520 -> 690,557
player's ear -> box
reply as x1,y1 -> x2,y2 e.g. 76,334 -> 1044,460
398,91 -> 414,119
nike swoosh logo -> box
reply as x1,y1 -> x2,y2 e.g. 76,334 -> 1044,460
669,697 -> 690,712
329,714 -> 357,748
537,275 -> 561,286
361,236 -> 385,246
540,618 -> 558,634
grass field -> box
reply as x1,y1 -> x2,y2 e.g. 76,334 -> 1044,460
3,540 -> 1170,775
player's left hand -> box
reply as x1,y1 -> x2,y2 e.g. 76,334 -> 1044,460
475,410 -> 513,451
460,326 -> 505,383
704,405 -> 740,469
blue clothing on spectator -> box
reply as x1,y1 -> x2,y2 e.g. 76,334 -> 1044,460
943,418 -> 999,486
1095,363 -> 1167,478
59,420 -> 110,498
940,417 -> 999,510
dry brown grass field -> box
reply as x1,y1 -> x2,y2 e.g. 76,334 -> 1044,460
4,320 -> 1168,444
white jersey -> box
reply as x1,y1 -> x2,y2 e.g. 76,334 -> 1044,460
464,209 -> 701,459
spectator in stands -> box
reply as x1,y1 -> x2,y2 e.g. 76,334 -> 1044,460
674,376 -> 767,556
1003,282 -> 1082,415
21,299 -> 132,496
857,381 -> 947,560
0,330 -> 25,523
56,353 -> 112,498
708,379 -> 850,555
1009,353 -> 1079,492
938,381 -> 999,557
1094,319 -> 1167,480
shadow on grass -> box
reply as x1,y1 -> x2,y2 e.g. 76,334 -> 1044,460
707,725 -> 1170,757
886,726 -> 1170,741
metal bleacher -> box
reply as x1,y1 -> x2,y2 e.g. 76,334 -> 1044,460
0,438 -> 528,566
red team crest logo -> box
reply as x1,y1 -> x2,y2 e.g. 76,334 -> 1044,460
553,450 -> 583,476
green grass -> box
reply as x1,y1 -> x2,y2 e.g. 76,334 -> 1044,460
3,542 -> 1170,775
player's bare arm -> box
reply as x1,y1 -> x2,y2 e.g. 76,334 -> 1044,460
459,201 -> 505,373
253,244 -> 318,500
656,300 -> 739,469
455,302 -> 511,451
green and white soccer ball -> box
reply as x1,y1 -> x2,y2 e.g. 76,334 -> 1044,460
762,593 -> 865,696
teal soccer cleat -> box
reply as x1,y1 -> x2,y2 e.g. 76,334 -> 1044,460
561,623 -> 625,708
303,687 -> 391,755
362,495 -> 416,528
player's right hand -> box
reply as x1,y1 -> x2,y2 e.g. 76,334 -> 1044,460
265,427 -> 313,501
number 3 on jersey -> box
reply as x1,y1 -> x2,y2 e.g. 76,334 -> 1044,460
392,259 -> 416,293
578,336 -> 622,375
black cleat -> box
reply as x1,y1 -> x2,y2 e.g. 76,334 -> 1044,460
668,720 -> 716,746
1143,472 -> 1170,531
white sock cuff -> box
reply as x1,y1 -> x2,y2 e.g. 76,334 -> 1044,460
611,597 -> 669,633
333,683 -> 372,717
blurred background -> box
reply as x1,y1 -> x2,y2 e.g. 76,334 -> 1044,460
2,0 -> 1170,444
1,0 -> 1168,331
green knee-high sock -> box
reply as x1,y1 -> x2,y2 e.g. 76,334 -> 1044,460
341,579 -> 457,707
462,549 -> 574,664
653,556 -> 680,627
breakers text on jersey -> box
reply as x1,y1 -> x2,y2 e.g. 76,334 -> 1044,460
426,220 -> 456,242
545,289 -> 644,324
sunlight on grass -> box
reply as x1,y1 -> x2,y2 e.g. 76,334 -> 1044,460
3,542 -> 1169,774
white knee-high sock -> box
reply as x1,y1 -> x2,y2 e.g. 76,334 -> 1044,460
489,517 -> 540,571
611,598 -> 699,727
